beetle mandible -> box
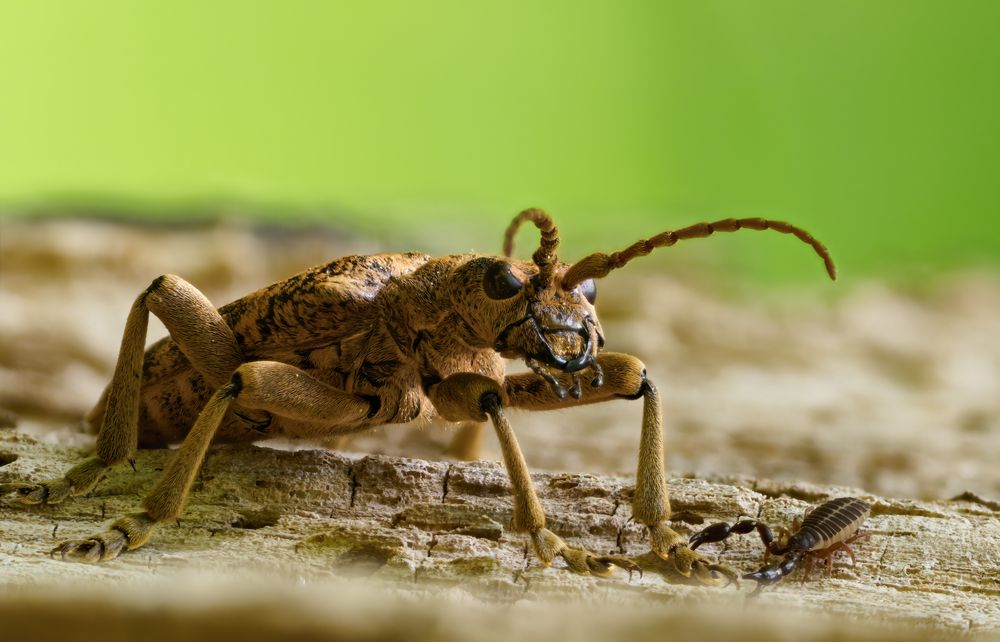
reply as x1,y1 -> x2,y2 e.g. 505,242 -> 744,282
3,208 -> 835,582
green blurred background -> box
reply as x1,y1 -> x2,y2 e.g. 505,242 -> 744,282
1,0 -> 998,282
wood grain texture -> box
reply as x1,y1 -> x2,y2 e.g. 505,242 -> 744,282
2,428 -> 997,639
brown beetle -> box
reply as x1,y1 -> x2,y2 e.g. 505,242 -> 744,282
3,208 -> 834,583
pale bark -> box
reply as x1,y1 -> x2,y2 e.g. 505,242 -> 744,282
1,428 -> 997,640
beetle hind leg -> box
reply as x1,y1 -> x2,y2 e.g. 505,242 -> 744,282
4,275 -> 245,507
445,421 -> 486,461
50,361 -> 374,563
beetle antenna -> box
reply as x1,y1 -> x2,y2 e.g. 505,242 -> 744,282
502,208 -> 560,285
561,217 -> 836,289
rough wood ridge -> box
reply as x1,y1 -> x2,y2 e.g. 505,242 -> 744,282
1,428 -> 997,636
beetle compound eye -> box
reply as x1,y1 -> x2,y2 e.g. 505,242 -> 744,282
483,261 -> 523,300
579,278 -> 597,304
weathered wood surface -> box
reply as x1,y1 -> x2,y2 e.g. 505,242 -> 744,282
2,218 -> 999,640
2,428 -> 997,639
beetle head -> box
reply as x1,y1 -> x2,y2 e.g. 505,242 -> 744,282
450,213 -> 605,399
486,259 -> 606,399
452,208 -> 836,400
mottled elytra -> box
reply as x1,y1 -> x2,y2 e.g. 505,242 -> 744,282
3,208 -> 834,584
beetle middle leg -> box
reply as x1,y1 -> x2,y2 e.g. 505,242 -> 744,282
513,353 -> 737,585
445,421 -> 486,461
50,360 -> 374,562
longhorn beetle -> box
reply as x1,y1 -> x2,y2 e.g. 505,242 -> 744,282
3,209 -> 835,582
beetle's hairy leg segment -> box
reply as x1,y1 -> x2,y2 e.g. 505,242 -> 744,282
99,274 -> 243,467
431,375 -> 557,552
445,421 -> 486,461
627,366 -> 739,586
4,457 -> 107,505
480,393 -> 638,577
632,379 -> 669,526
428,374 -> 637,577
479,392 -> 545,535
428,373 -> 507,423
94,289 -> 150,469
51,512 -> 157,563
142,380 -> 239,522
232,361 -> 372,424
505,352 -> 646,411
630,380 -> 732,583
52,385 -> 235,562
143,275 -> 244,388
6,275 -> 248,508
144,361 -> 372,523
52,361 -> 375,562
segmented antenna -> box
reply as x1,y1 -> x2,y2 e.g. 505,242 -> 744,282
561,217 -> 836,288
502,208 -> 560,286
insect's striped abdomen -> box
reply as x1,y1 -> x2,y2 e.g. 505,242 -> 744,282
795,497 -> 870,551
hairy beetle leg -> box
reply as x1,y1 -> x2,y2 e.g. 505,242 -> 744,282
562,548 -> 642,579
531,527 -> 641,579
7,479 -> 72,505
648,522 -> 738,587
3,457 -> 108,506
51,512 -> 156,563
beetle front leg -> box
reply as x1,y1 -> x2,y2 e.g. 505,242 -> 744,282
504,352 -> 739,586
429,373 -> 639,578
634,379 -> 738,587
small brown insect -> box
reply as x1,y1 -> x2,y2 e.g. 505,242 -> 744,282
3,209 -> 834,583
689,497 -> 872,593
